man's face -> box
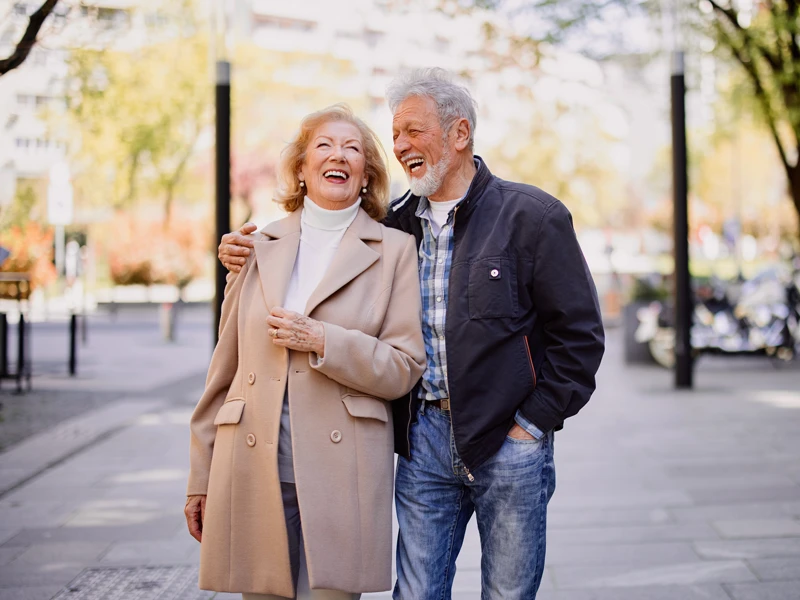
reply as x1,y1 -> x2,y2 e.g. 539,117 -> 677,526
392,95 -> 452,198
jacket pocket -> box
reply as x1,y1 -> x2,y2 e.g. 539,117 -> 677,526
468,258 -> 518,319
342,395 -> 389,423
214,398 -> 245,425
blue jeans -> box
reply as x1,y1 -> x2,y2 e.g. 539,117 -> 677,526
393,403 -> 556,600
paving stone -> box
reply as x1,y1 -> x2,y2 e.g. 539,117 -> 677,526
0,529 -> 18,546
671,502 -> 792,523
544,542 -> 699,567
0,546 -> 25,565
695,538 -> 800,560
551,560 -> 756,588
100,540 -> 196,565
782,502 -> 800,517
0,400 -> 165,496
746,557 -> 800,581
551,523 -> 719,545
0,564 -> 83,587
533,584 -> 732,599
549,508 -> 672,529
50,565 -> 215,600
1,516 -> 183,547
63,498 -> 180,528
724,581 -> 800,600
11,541 -> 111,565
551,489 -> 693,510
713,519 -> 800,539
665,472 -> 796,491
0,585 -> 66,600
687,485 -> 800,506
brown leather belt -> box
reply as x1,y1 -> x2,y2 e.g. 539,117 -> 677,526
428,398 -> 450,411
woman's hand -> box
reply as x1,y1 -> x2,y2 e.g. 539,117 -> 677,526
185,495 -> 206,542
218,222 -> 257,273
266,307 -> 326,357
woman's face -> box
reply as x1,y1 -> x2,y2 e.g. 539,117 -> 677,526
299,120 -> 368,211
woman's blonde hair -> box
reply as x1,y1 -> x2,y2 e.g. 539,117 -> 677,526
274,104 -> 390,221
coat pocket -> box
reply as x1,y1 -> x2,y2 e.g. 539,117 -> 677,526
213,398 -> 245,425
468,258 -> 518,319
341,395 -> 389,423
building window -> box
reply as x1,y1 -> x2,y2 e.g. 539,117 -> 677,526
253,15 -> 315,32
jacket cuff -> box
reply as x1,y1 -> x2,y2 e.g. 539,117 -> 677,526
514,409 -> 545,439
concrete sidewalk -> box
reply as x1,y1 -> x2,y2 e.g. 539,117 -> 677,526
0,324 -> 799,599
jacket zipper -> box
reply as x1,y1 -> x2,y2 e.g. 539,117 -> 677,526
448,205 -> 474,483
523,335 -> 537,387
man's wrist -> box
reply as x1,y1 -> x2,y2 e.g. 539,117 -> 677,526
514,410 -> 545,440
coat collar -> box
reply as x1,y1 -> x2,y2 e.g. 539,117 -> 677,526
254,207 -> 383,315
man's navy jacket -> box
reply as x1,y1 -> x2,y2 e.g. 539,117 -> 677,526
383,157 -> 605,471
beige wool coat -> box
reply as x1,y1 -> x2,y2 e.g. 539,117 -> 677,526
187,207 -> 426,598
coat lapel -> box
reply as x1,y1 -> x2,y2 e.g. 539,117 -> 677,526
304,209 -> 383,316
253,210 -> 302,310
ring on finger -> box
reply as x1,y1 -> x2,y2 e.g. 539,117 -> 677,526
269,329 -> 277,338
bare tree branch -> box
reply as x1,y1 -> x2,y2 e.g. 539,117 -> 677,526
0,0 -> 60,76
716,23 -> 793,174
706,0 -> 783,75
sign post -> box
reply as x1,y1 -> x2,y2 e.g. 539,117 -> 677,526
47,162 -> 74,276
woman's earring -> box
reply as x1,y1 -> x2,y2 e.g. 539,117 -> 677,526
361,186 -> 367,194
299,181 -> 305,188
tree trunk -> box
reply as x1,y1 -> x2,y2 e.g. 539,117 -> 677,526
788,163 -> 800,245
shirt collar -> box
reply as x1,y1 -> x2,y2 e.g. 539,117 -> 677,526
413,157 -> 481,220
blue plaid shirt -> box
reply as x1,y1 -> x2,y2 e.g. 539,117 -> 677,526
416,196 -> 461,401
413,178 -> 544,439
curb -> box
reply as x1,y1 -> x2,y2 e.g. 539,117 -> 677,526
0,398 -> 165,498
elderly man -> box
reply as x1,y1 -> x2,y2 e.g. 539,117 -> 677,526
218,69 -> 605,600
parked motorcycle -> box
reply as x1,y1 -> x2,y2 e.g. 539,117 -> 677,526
635,267 -> 799,369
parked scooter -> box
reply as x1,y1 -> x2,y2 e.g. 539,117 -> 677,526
635,267 -> 799,369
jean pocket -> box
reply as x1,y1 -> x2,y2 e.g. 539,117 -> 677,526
505,435 -> 542,445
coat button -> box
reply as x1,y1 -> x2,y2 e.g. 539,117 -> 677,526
246,433 -> 256,447
330,430 -> 342,443
247,372 -> 255,385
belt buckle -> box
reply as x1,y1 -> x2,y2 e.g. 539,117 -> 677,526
440,398 -> 450,411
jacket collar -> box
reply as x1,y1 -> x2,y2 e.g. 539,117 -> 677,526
254,207 -> 382,315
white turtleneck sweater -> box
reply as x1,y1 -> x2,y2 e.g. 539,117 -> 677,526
282,196 -> 361,315
279,195 -> 361,484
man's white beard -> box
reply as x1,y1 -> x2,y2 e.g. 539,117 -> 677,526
408,147 -> 451,198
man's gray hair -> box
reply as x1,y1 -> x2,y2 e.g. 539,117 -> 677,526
386,67 -> 478,151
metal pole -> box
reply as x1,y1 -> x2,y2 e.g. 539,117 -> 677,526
69,313 -> 77,376
214,60 -> 231,346
55,225 -> 65,276
672,51 -> 693,388
16,312 -> 24,393
0,313 -> 7,378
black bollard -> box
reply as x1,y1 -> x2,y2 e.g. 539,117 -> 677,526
0,313 -> 7,378
69,313 -> 77,376
17,313 -> 25,393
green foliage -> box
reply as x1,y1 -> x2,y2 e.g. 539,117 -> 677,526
630,275 -> 669,302
0,182 -> 38,230
456,0 -> 800,239
62,10 -> 210,224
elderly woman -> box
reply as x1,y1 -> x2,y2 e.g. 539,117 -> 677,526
185,104 -> 425,600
